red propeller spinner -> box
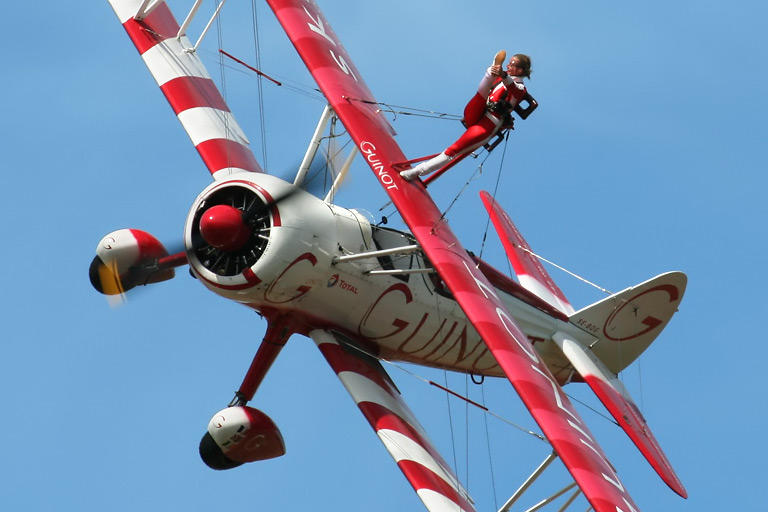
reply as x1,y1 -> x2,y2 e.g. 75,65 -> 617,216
199,204 -> 252,252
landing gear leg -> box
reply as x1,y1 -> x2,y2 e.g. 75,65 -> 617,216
230,314 -> 294,406
200,315 -> 294,469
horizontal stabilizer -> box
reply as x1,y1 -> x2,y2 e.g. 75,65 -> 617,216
553,332 -> 687,498
480,191 -> 574,315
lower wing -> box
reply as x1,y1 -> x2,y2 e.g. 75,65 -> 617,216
311,330 -> 476,512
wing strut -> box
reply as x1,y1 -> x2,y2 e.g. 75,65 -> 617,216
498,452 -> 583,512
135,0 -> 164,20
295,105 -> 334,186
178,0 -> 227,51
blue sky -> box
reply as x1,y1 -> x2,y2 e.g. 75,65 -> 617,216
2,1 -> 766,510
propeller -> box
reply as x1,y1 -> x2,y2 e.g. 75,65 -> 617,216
89,153 -> 345,301
88,229 -> 186,304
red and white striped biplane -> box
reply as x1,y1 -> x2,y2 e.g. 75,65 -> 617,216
94,1 -> 688,510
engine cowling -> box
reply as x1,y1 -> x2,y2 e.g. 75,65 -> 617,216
184,174 -> 337,303
199,406 -> 286,470
89,229 -> 175,295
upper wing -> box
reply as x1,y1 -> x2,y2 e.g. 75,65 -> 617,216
108,0 -> 263,179
269,2 -> 641,511
265,0 -> 405,184
311,330 -> 476,512
480,191 -> 575,315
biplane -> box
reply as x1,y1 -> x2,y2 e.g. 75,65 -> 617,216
93,1 -> 688,510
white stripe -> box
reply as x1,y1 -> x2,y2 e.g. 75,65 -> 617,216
312,332 -> 338,347
417,489 -> 474,512
337,370 -> 470,498
519,275 -> 574,314
337,371 -> 428,440
378,429 -> 462,496
109,0 -> 145,23
141,36 -> 212,87
211,167 -> 255,180
178,107 -> 250,146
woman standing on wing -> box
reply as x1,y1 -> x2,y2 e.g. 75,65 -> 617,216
401,52 -> 532,181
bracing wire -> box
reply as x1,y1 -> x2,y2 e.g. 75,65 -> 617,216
443,370 -> 459,479
463,374 -> 470,491
214,1 -> 233,167
514,243 -> 615,296
473,132 -> 615,297
382,359 -> 547,443
481,384 -> 500,511
436,151 -> 491,224
478,131 -> 510,260
345,96 -> 463,122
250,0 -> 269,169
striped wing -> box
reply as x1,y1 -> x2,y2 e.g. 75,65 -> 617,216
108,0 -> 262,179
311,330 -> 476,512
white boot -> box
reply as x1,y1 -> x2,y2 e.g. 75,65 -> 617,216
477,67 -> 496,96
400,152 -> 453,181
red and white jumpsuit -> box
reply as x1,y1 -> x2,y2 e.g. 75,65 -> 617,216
402,67 -> 527,180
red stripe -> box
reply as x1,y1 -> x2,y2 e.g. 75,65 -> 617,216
318,341 -> 471,509
317,342 -> 395,393
196,139 -> 263,174
398,460 -> 474,511
584,375 -> 687,497
122,3 -> 178,55
358,402 -> 456,481
161,76 -> 230,115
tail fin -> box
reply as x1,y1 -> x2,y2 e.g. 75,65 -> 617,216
569,271 -> 686,374
480,191 -> 574,314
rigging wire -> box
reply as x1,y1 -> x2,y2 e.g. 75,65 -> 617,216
481,384 -> 500,511
385,360 -> 546,443
214,1 -> 233,169
564,391 -> 618,426
463,374 -> 470,492
472,134 -> 615,297
435,152 -> 489,225
515,243 -> 614,296
478,132 -> 510,261
443,370 -> 460,482
344,96 -> 463,122
197,45 -> 326,103
250,0 -> 269,169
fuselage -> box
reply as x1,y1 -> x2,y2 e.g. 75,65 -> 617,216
185,173 -> 594,384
